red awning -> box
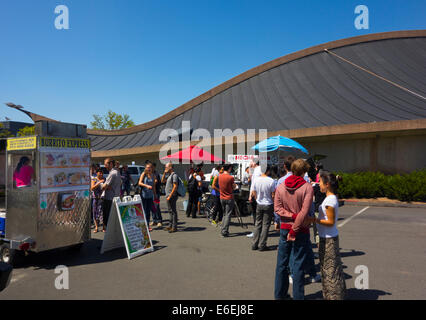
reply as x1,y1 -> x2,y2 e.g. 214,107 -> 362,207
160,145 -> 224,163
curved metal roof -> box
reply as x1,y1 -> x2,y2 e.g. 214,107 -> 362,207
88,30 -> 426,152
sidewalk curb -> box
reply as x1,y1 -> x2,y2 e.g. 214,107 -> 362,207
342,199 -> 426,209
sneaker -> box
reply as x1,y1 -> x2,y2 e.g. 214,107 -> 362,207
289,276 -> 293,284
168,228 -> 177,233
246,232 -> 254,238
309,274 -> 321,283
258,246 -> 272,252
165,226 -> 172,231
251,244 -> 258,250
221,233 -> 229,238
157,223 -> 162,227
211,220 -> 217,226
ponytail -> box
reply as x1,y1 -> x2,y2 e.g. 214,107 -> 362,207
319,170 -> 342,194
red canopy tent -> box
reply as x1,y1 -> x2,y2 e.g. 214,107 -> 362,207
160,145 -> 224,163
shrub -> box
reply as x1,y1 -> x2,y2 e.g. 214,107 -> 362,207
334,169 -> 426,202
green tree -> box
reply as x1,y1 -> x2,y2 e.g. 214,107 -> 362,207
17,126 -> 35,137
0,123 -> 12,138
90,110 -> 135,130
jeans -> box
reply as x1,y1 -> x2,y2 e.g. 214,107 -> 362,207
167,195 -> 178,229
220,199 -> 234,235
250,200 -> 257,225
142,197 -> 154,224
274,229 -> 310,300
152,197 -> 163,224
211,195 -> 223,222
273,212 -> 280,224
289,237 -> 317,278
102,199 -> 113,227
122,183 -> 131,196
186,192 -> 199,218
253,204 -> 273,249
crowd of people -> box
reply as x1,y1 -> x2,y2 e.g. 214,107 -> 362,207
90,158 -> 181,234
90,155 -> 346,300
206,156 -> 346,300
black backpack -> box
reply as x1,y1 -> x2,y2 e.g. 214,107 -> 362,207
187,175 -> 198,194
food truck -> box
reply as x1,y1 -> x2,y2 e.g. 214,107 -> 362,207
0,120 -> 91,265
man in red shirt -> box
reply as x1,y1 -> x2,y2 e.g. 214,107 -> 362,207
218,164 -> 236,237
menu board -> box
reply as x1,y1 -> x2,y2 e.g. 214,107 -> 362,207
40,150 -> 90,193
101,196 -> 154,259
119,202 -> 153,255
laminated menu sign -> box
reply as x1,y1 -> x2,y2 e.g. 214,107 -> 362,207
101,196 -> 154,259
39,150 -> 90,193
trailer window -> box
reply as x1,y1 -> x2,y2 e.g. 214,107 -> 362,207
9,153 -> 36,190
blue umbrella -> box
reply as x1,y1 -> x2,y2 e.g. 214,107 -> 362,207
251,135 -> 309,154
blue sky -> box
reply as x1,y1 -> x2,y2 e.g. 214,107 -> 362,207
1,0 -> 425,127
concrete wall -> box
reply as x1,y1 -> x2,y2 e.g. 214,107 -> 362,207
300,131 -> 426,174
91,130 -> 426,177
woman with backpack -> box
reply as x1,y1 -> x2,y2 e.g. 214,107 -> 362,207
138,162 -> 158,231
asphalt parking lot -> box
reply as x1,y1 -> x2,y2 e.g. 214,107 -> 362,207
1,198 -> 425,300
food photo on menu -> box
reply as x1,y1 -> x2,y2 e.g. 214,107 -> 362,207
57,193 -> 77,211
56,154 -> 68,167
69,154 -> 81,166
54,171 -> 67,186
67,172 -> 82,185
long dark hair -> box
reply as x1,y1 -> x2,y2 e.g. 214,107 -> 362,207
319,170 -> 342,194
16,156 -> 30,174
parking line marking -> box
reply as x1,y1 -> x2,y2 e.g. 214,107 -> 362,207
338,206 -> 370,228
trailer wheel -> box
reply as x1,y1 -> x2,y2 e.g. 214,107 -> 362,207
0,243 -> 19,266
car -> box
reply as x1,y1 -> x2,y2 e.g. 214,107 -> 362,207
125,165 -> 145,188
99,164 -> 145,192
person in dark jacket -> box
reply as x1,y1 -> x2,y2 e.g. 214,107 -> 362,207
186,167 -> 202,218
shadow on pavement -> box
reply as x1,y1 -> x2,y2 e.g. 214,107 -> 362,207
346,288 -> 392,300
12,238 -> 163,270
341,265 -> 353,280
305,291 -> 324,300
305,288 -> 392,300
181,227 -> 206,232
340,249 -> 365,258
227,231 -> 252,237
